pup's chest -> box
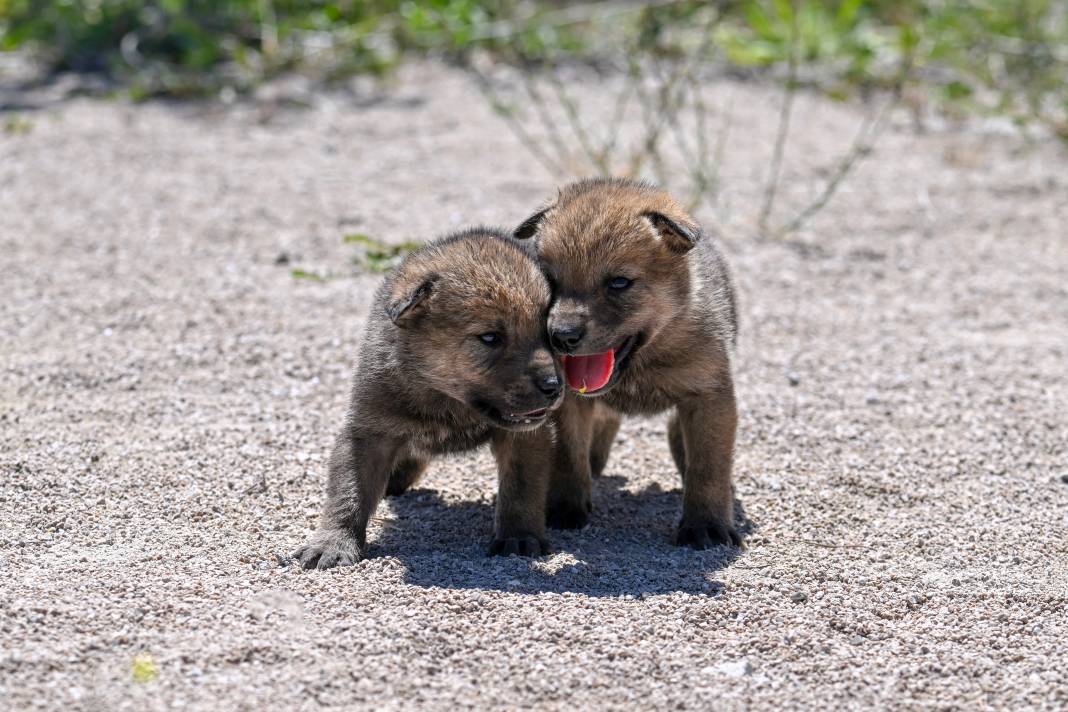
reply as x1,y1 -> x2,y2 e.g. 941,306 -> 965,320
606,359 -> 723,414
603,378 -> 678,415
408,416 -> 493,456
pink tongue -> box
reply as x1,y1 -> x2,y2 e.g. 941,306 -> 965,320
561,350 -> 615,393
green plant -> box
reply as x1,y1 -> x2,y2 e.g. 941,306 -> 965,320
288,233 -> 423,282
290,268 -> 328,282
0,0 -> 395,94
718,0 -> 891,79
712,1 -> 1068,134
2,114 -> 33,133
912,0 -> 1068,135
0,1 -> 523,96
344,232 -> 422,273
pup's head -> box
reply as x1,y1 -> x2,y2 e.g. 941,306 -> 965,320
514,178 -> 700,396
386,228 -> 562,431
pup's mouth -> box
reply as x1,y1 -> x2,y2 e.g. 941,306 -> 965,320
478,404 -> 552,431
560,335 -> 639,395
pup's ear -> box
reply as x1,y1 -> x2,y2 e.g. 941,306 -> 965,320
643,211 -> 701,254
514,208 -> 550,240
386,275 -> 436,326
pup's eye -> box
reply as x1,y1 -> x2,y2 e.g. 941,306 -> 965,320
607,276 -> 632,290
478,332 -> 502,345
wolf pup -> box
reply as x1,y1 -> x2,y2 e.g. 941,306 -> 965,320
514,178 -> 742,549
293,228 -> 563,569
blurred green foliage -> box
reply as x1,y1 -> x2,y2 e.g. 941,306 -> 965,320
343,232 -> 422,273
288,233 -> 422,281
1,0 -> 1066,134
913,0 -> 1068,133
2,113 -> 33,132
715,0 -> 897,79
711,0 -> 1068,133
0,0 -> 527,95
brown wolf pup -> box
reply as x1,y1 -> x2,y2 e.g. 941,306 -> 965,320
514,178 -> 743,549
293,228 -> 563,569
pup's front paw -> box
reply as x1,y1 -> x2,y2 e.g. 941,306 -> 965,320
675,519 -> 743,550
292,528 -> 363,570
546,497 -> 591,530
487,534 -> 552,557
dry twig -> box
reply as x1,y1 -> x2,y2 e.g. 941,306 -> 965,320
469,66 -> 566,177
758,0 -> 800,233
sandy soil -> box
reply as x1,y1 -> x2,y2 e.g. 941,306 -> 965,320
2,63 -> 1067,711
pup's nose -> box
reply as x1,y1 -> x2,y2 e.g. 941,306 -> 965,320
535,373 -> 562,399
550,324 -> 585,353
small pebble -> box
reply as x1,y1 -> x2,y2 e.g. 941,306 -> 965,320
709,660 -> 752,678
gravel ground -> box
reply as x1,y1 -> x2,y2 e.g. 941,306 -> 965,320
2,63 -> 1067,711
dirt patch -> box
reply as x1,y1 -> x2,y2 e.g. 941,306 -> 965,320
1,64 -> 1066,710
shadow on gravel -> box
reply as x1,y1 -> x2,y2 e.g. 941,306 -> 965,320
373,476 -> 756,598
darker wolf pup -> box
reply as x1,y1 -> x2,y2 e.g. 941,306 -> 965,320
514,178 -> 743,549
293,228 -> 563,569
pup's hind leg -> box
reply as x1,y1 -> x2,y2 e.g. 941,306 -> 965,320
546,397 -> 595,529
674,384 -> 742,550
386,457 -> 429,496
667,412 -> 686,474
589,403 -> 621,478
